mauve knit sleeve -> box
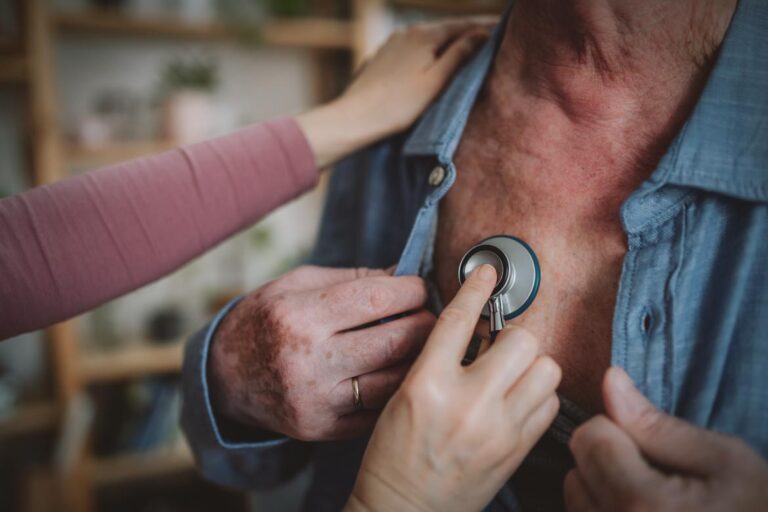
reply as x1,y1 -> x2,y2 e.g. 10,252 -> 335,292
0,117 -> 319,340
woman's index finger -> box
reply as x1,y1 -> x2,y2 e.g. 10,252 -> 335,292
420,264 -> 496,364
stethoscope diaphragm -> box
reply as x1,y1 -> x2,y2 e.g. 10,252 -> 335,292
458,235 -> 540,336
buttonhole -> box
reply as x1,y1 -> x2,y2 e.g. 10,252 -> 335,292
640,310 -> 653,333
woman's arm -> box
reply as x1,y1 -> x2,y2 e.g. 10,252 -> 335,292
0,19 -> 490,340
0,118 -> 315,340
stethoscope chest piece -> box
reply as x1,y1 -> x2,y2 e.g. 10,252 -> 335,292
458,235 -> 541,323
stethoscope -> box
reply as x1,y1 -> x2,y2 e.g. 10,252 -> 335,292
458,235 -> 541,341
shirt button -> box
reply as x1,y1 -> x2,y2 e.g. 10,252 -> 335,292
428,165 -> 446,187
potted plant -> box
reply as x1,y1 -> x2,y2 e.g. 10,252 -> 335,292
268,0 -> 309,17
160,58 -> 218,144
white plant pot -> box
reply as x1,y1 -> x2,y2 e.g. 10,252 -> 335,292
164,90 -> 212,145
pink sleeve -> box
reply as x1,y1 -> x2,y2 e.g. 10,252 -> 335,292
0,117 -> 319,339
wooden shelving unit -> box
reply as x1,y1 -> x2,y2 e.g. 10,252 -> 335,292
79,341 -> 184,384
0,402 -> 60,439
3,1 -> 500,510
55,12 -> 354,49
55,12 -> 234,41
1,3 -> 380,511
260,18 -> 353,49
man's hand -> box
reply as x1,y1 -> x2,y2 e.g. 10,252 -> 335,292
207,265 -> 435,442
565,367 -> 768,512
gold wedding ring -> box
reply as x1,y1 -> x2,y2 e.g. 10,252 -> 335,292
352,376 -> 364,410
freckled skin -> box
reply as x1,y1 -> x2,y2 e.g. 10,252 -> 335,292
210,290 -> 300,431
208,266 -> 437,441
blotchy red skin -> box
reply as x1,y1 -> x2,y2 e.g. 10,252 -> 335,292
434,3 -> 723,412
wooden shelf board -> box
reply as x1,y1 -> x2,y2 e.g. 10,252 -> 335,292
261,19 -> 353,49
0,402 -> 60,439
79,340 -> 184,384
0,55 -> 27,82
54,12 -> 353,49
55,12 -> 233,41
63,140 -> 177,169
389,0 -> 505,14
91,443 -> 194,487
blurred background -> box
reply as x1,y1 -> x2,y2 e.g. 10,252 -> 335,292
0,1 -> 502,511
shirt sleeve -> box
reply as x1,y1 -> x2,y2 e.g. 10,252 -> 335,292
0,117 -> 318,340
180,298 -> 311,489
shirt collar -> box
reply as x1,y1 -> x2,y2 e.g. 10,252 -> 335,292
655,0 -> 768,202
402,5 -> 510,162
404,0 -> 768,203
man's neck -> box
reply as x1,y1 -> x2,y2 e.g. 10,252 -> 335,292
468,0 -> 738,201
493,0 -> 737,126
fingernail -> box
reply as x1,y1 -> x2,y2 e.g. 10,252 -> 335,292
475,264 -> 497,282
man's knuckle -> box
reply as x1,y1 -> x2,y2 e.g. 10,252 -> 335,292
364,284 -> 395,312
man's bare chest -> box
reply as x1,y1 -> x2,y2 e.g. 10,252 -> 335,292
433,120 -> 637,412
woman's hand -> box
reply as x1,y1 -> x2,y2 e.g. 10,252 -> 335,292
565,367 -> 768,512
297,19 -> 493,167
345,264 -> 562,512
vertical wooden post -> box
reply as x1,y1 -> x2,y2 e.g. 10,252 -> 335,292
26,0 -> 61,187
24,1 -> 92,511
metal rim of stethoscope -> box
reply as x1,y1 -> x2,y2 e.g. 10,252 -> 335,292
457,235 -> 541,321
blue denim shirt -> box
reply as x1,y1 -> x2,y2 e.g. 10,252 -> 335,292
181,1 -> 768,510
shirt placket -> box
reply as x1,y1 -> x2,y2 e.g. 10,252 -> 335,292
615,185 -> 693,412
